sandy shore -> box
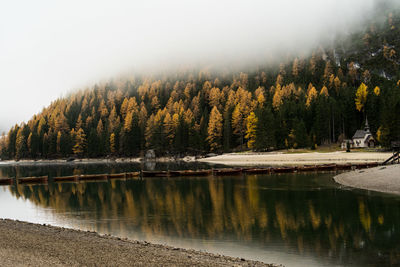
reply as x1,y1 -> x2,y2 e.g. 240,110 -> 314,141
334,164 -> 400,195
198,151 -> 392,166
0,219 -> 274,267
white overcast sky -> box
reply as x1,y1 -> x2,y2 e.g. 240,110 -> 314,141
0,0 -> 390,132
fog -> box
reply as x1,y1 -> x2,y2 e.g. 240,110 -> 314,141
0,0 -> 396,132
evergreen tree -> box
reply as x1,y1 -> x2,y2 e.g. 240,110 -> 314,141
255,105 -> 276,150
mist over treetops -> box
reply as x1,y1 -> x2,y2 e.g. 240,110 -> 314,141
1,4 -> 400,159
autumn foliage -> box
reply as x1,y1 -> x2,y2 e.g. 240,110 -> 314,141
1,10 -> 400,158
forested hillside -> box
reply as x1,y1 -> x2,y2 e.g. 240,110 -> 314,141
1,7 -> 400,159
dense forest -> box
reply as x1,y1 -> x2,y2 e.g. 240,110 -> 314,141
1,7 -> 400,159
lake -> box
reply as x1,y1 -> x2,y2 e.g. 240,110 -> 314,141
0,162 -> 399,267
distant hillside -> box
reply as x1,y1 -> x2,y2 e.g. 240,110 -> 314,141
1,5 -> 400,159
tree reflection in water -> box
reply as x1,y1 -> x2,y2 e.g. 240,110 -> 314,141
3,169 -> 400,266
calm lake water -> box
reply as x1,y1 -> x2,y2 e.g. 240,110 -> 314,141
0,162 -> 400,267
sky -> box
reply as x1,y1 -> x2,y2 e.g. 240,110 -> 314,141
0,0 -> 392,133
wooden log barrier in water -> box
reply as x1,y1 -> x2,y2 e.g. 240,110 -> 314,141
78,174 -> 108,181
336,164 -> 353,170
17,176 -> 48,184
271,166 -> 297,173
141,170 -> 170,177
168,169 -> 213,177
213,168 -> 243,176
354,163 -> 369,169
316,164 -> 337,171
0,178 -> 13,186
297,165 -> 317,172
242,168 -> 271,174
108,173 -> 127,179
53,175 -> 78,182
125,171 -> 141,178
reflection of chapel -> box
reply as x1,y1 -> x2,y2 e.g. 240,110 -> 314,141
342,118 -> 375,149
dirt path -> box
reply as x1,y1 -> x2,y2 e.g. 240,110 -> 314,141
198,151 -> 391,166
334,164 -> 400,195
0,219 -> 275,267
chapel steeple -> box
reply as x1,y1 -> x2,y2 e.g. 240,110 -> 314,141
364,117 -> 370,133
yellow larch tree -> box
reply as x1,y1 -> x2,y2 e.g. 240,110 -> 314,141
334,76 -> 341,92
15,127 -> 26,159
99,99 -> 109,119
110,133 -> 116,154
72,128 -> 86,156
209,87 -> 221,108
232,104 -> 245,140
245,112 -> 258,149
127,97 -> 139,114
96,119 -> 104,137
144,114 -> 155,148
151,96 -> 160,111
373,86 -> 380,96
120,98 -> 129,119
139,103 -> 148,128
272,85 -> 283,110
163,113 -> 175,146
306,86 -> 318,107
123,111 -> 134,132
320,86 -> 329,97
355,83 -> 368,112
107,106 -> 120,133
56,131 -> 62,154
207,106 -> 223,152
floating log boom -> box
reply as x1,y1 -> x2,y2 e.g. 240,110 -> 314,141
335,164 -> 352,170
271,166 -> 296,173
243,168 -> 270,174
17,176 -> 48,184
53,175 -> 78,182
297,165 -> 317,172
141,171 -> 170,177
125,172 -> 140,178
213,168 -> 243,176
108,173 -> 127,179
316,164 -> 337,171
0,178 -> 13,185
78,174 -> 108,181
168,170 -> 212,177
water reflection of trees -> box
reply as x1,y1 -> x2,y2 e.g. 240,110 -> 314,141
6,175 -> 400,266
0,162 -> 215,178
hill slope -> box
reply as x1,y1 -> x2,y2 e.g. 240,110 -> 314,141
1,5 -> 400,159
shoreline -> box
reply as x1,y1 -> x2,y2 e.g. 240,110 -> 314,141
0,151 -> 392,167
198,151 -> 392,166
0,219 -> 275,266
334,164 -> 400,195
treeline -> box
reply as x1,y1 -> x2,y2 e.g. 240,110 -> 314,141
1,10 -> 400,159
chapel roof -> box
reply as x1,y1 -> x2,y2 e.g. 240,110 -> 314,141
353,130 -> 368,139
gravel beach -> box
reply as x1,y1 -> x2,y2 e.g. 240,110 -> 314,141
199,151 -> 391,166
334,164 -> 400,195
0,219 -> 275,267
